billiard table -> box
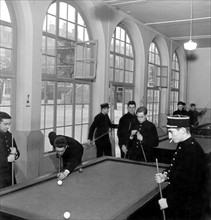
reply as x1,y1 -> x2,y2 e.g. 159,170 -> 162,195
0,157 -> 167,220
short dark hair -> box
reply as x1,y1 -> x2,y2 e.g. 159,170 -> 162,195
136,106 -> 147,115
0,112 -> 11,122
54,136 -> 67,148
48,131 -> 57,146
127,101 -> 136,107
190,103 -> 196,107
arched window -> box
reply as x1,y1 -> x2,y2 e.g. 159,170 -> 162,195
109,25 -> 135,122
0,0 -> 14,115
147,42 -> 161,127
41,1 -> 91,152
170,52 -> 180,114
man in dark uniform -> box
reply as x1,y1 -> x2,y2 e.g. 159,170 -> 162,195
0,112 -> 20,189
87,103 -> 118,158
124,106 -> 159,162
155,115 -> 207,220
48,132 -> 84,180
188,103 -> 207,128
173,101 -> 188,116
117,101 -> 137,158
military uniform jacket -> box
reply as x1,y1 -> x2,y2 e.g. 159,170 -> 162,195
128,120 -> 159,161
164,137 -> 206,212
188,109 -> 202,127
173,109 -> 188,116
56,136 -> 84,174
0,131 -> 20,176
88,113 -> 118,141
117,113 -> 138,146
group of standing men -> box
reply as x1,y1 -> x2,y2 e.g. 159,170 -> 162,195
117,101 -> 159,162
86,101 -> 159,162
173,101 -> 207,129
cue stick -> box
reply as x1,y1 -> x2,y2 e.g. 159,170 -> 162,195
87,131 -> 109,145
155,158 -> 166,220
11,133 -> 14,186
140,144 -> 147,162
58,156 -> 61,173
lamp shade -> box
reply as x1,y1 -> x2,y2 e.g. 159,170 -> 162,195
184,40 -> 197,50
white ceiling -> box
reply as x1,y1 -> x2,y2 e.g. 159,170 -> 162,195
102,0 -> 211,48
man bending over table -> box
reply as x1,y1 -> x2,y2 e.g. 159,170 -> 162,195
48,131 -> 84,180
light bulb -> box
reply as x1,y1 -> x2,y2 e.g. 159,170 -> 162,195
184,40 -> 197,50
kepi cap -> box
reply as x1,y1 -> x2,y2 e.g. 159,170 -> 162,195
166,115 -> 190,128
100,103 -> 109,109
177,101 -> 185,106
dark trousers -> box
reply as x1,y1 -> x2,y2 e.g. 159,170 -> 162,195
164,208 -> 203,220
127,147 -> 145,162
119,144 -> 126,158
0,172 -> 16,189
95,134 -> 112,158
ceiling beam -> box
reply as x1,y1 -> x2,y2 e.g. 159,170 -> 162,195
105,0 -> 146,6
145,17 -> 211,25
170,35 -> 211,40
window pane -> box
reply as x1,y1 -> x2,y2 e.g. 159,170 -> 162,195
46,56 -> 55,74
77,13 -> 84,26
125,71 -> 133,83
77,25 -> 84,41
59,19 -> 67,38
0,0 -> 11,22
0,48 -> 12,70
59,2 -> 67,20
48,3 -> 56,16
57,39 -> 74,78
45,105 -> 54,128
67,22 -> 75,40
125,89 -> 133,104
46,14 -> 56,34
75,105 -> 82,124
68,5 -> 75,22
0,78 -> 11,111
65,105 -> 73,125
83,104 -> 89,123
65,126 -> 72,137
47,37 -> 55,56
0,26 -> 12,48
57,105 -> 65,127
74,125 -> 82,142
82,124 -> 88,142
43,129 -> 53,152
41,81 -> 55,104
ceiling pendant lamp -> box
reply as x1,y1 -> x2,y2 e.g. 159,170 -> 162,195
184,0 -> 197,50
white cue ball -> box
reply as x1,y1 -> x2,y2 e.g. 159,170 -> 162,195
63,211 -> 71,219
79,168 -> 83,173
57,180 -> 63,186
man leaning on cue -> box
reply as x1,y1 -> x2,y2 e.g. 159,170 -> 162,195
155,115 -> 206,220
0,112 -> 20,189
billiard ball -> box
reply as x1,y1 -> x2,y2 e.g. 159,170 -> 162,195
57,180 -> 63,185
79,168 -> 83,173
63,211 -> 71,219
